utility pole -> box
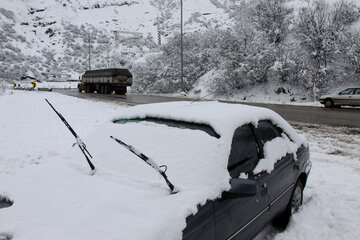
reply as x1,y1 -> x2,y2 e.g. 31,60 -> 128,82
157,24 -> 161,45
180,0 -> 184,92
88,31 -> 91,70
83,29 -> 91,70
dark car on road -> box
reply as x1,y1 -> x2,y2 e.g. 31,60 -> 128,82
319,88 -> 360,107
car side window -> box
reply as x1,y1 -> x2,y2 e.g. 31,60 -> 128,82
355,89 -> 360,95
228,124 -> 259,178
339,88 -> 355,95
255,120 -> 281,145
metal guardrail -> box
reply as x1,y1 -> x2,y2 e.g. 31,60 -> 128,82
13,87 -> 53,91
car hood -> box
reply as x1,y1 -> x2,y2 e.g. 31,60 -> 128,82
0,120 -> 230,240
319,93 -> 338,99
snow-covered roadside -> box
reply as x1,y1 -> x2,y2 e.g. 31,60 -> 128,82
10,81 -> 79,90
0,91 -> 359,239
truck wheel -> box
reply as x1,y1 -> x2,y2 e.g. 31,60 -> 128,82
120,87 -> 127,95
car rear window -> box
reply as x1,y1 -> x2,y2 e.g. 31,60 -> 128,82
114,117 -> 220,138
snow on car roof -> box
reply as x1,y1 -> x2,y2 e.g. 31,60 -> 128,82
112,101 -> 305,145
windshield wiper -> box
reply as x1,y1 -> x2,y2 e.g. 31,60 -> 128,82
110,136 -> 178,194
46,99 -> 96,175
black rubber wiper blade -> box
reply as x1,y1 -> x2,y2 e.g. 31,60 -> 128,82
110,136 -> 178,194
46,99 -> 96,175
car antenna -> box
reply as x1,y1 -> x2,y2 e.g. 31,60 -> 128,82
110,136 -> 178,194
45,99 -> 96,175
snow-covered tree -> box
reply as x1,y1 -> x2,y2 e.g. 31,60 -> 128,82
250,0 -> 293,45
150,0 -> 180,44
296,0 -> 359,90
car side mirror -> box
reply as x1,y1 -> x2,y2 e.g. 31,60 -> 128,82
222,178 -> 257,200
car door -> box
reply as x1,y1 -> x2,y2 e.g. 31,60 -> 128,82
351,88 -> 360,106
214,124 -> 270,240
253,120 -> 298,219
335,88 -> 355,105
183,200 -> 216,240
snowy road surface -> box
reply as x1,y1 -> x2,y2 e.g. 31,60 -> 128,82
1,91 -> 359,239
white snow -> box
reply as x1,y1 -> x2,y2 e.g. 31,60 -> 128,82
11,81 -> 79,90
0,91 -> 359,240
253,134 -> 299,174
1,0 -> 229,57
111,100 -> 307,149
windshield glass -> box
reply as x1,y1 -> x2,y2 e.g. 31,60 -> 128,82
114,117 -> 220,138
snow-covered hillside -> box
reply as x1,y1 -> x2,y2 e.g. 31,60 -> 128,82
0,0 -> 228,80
1,0 -> 360,99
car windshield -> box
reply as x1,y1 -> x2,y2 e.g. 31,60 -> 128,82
339,88 -> 354,95
114,117 -> 220,138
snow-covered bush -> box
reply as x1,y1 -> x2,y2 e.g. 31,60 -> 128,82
0,79 -> 9,94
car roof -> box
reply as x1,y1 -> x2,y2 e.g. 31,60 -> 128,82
112,101 -> 304,145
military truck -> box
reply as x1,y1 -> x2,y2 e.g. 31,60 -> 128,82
78,68 -> 132,94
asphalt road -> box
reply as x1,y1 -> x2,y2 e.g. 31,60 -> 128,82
53,89 -> 360,128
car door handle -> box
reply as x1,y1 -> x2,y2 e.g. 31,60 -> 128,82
294,163 -> 300,170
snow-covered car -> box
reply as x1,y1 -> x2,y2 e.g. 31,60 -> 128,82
319,88 -> 360,108
0,101 -> 311,240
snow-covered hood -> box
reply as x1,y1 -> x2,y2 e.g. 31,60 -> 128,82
319,93 -> 338,99
0,101 -> 307,240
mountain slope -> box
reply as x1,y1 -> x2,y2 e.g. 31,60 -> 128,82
0,0 -> 228,80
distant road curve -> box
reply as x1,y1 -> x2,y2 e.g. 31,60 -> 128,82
53,89 -> 360,128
